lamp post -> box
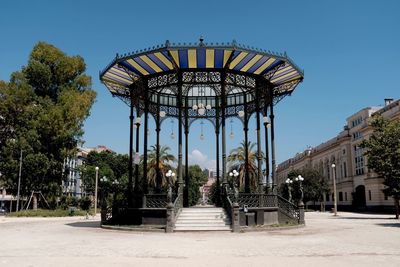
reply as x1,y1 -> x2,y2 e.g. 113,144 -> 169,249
285,178 -> 293,203
331,163 -> 337,216
100,176 -> 108,208
94,166 -> 99,216
295,175 -> 305,206
16,149 -> 23,212
166,170 -> 176,202
229,170 -> 239,181
229,170 -> 240,200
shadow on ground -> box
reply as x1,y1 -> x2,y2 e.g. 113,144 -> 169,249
66,221 -> 101,228
336,216 -> 395,220
375,223 -> 400,228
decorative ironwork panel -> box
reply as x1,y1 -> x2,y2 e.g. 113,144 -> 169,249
209,72 -> 221,82
237,193 -> 260,208
246,76 -> 256,88
145,194 -> 168,208
148,77 -> 158,88
168,73 -> 178,84
182,72 -> 194,83
195,72 -> 208,83
262,194 -> 278,207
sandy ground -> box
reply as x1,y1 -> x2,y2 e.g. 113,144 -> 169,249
0,212 -> 399,267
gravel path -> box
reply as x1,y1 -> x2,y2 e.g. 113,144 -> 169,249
0,212 -> 399,267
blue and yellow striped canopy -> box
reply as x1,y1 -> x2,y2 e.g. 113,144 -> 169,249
100,41 -> 303,93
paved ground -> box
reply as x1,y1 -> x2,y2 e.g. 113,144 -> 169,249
0,212 -> 399,267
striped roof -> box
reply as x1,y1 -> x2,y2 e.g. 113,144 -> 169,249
100,41 -> 303,93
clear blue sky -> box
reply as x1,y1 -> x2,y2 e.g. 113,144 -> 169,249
1,0 -> 399,170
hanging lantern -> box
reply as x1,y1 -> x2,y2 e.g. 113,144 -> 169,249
198,107 -> 206,115
238,110 -> 245,117
229,119 -> 234,139
160,111 -> 166,118
170,119 -> 175,139
200,120 -> 205,140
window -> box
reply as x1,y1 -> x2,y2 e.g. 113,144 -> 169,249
339,192 -> 343,201
343,149 -> 346,155
343,162 -> 347,177
385,194 -> 388,200
345,192 -> 348,201
340,164 -> 343,179
352,116 -> 363,127
354,146 -> 364,175
368,190 -> 372,201
352,131 -> 362,140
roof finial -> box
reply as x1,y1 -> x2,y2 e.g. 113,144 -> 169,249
165,40 -> 170,47
232,39 -> 237,47
199,36 -> 204,46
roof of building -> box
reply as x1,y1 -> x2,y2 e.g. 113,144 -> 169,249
100,40 -> 304,98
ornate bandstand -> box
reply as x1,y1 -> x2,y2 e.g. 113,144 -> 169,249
100,39 -> 305,232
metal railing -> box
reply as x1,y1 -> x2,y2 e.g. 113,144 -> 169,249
222,192 -> 234,220
277,195 -> 300,222
144,194 -> 168,208
173,193 -> 183,218
236,193 -> 278,208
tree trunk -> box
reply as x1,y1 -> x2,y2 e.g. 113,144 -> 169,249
395,197 -> 399,219
33,194 -> 38,210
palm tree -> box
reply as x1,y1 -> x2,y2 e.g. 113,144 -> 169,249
227,141 -> 262,190
146,145 -> 176,189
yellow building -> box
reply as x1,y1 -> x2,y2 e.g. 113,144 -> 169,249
277,99 -> 399,211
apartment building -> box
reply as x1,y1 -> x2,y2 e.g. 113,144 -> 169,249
277,99 -> 399,211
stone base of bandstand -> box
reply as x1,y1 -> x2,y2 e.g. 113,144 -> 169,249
239,207 -> 279,227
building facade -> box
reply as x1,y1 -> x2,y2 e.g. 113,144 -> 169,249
62,145 -> 114,198
277,99 -> 399,211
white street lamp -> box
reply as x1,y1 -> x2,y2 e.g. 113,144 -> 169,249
286,178 -> 293,203
229,169 -> 239,178
94,166 -> 99,216
331,163 -> 338,216
295,175 -> 305,206
166,170 -> 176,184
16,149 -> 23,212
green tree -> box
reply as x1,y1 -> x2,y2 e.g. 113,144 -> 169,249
227,141 -> 262,190
146,145 -> 176,189
0,42 -> 96,204
280,168 -> 330,208
80,151 -> 129,194
361,116 -> 400,219
187,165 -> 208,206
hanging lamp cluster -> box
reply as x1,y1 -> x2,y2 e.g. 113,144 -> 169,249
192,103 -> 212,116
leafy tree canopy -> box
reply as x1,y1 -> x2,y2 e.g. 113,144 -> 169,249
0,42 -> 96,198
361,116 -> 400,218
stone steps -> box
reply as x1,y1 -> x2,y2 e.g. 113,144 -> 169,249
174,207 -> 231,232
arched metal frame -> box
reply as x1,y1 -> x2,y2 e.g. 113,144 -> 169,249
100,41 -> 303,208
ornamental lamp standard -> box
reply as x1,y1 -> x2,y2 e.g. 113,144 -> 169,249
295,175 -> 305,206
94,166 -> 99,215
285,178 -> 293,203
229,169 -> 240,187
99,176 -> 108,210
166,170 -> 176,185
331,163 -> 338,216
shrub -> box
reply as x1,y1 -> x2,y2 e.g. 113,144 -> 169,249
79,196 -> 92,211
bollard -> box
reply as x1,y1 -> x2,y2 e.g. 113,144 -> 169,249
232,202 -> 240,233
166,203 -> 174,233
